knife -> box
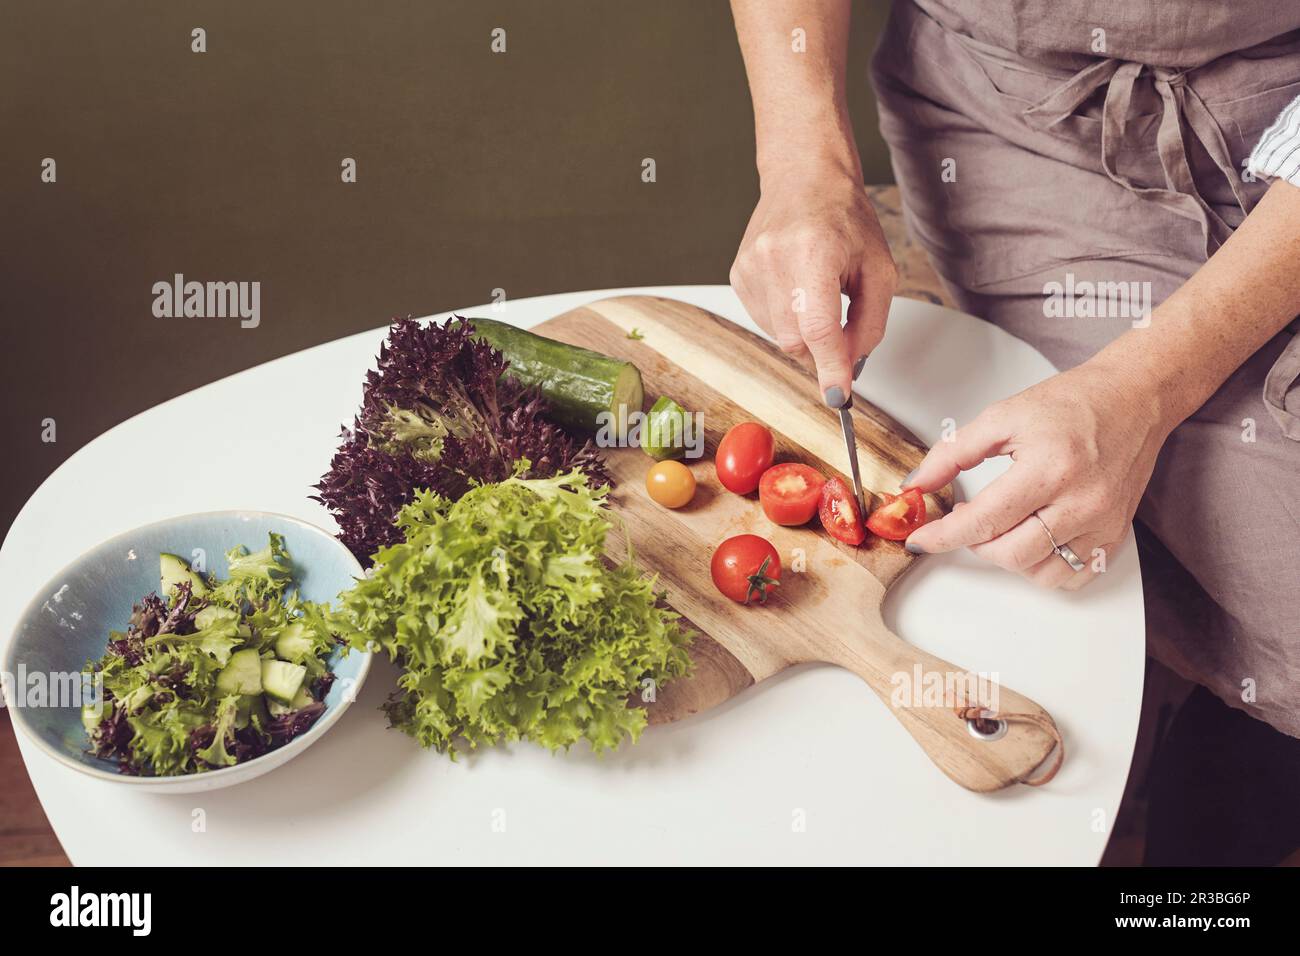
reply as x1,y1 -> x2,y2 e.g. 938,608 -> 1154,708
835,396 -> 869,518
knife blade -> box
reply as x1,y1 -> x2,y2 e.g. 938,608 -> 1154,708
836,398 -> 868,519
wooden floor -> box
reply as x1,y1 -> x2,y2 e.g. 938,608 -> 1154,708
0,709 -> 69,866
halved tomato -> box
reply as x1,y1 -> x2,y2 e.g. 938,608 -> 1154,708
715,422 -> 775,495
758,463 -> 825,526
818,476 -> 865,545
866,487 -> 928,541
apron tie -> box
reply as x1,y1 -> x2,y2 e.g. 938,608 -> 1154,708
1025,59 -> 1300,439
1022,59 -> 1252,259
939,23 -> 1300,440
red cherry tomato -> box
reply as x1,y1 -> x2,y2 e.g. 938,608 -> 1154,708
866,487 -> 928,541
711,534 -> 781,605
818,476 -> 866,546
715,422 -> 775,495
758,463 -> 826,526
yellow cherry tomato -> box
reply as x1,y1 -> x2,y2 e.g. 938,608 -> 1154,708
645,459 -> 696,509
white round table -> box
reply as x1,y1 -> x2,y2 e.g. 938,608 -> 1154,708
0,286 -> 1144,865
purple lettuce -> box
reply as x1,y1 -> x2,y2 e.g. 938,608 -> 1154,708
313,316 -> 609,563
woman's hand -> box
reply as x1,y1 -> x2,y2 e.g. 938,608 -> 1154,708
730,158 -> 898,407
902,357 -> 1177,589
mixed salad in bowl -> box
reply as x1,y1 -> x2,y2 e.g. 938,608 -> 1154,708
84,534 -> 344,776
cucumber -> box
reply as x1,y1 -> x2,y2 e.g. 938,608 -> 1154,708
469,317 -> 643,435
641,395 -> 692,461
273,621 -> 314,662
216,648 -> 263,696
261,659 -> 307,706
267,685 -> 315,716
160,553 -> 209,599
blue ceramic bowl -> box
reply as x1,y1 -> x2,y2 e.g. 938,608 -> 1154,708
2,511 -> 370,793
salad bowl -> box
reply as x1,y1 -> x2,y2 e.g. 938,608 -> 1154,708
2,510 -> 370,794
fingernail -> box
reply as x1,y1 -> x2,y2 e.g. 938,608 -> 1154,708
902,468 -> 918,486
905,539 -> 926,555
823,385 -> 846,408
852,355 -> 868,379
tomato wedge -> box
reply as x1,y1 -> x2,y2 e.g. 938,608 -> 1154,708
711,534 -> 781,605
866,487 -> 928,541
758,463 -> 825,526
818,476 -> 865,545
715,422 -> 775,495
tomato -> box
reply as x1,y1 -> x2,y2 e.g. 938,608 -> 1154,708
645,459 -> 696,509
758,463 -> 825,526
711,534 -> 781,605
818,476 -> 866,545
866,487 -> 928,541
715,422 -> 775,495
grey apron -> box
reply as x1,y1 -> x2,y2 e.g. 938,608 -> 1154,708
871,1 -> 1300,736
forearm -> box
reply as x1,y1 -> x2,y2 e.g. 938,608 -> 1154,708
1098,180 -> 1300,430
730,0 -> 860,181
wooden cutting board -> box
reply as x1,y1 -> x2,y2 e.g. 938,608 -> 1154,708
534,296 -> 1061,792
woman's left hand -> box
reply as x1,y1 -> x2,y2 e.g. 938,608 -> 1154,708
902,357 -> 1176,589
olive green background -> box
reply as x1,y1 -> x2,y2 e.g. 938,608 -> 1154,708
0,1 -> 893,537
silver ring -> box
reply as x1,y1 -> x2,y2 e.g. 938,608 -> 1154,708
1031,511 -> 1085,572
1056,543 -> 1087,572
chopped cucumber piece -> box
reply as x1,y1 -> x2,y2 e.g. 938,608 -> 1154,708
216,648 -> 264,696
160,553 -> 209,599
266,684 -> 315,716
260,659 -> 307,706
641,395 -> 692,460
273,621 -> 315,663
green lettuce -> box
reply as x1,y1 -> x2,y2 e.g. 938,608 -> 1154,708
330,468 -> 693,756
195,697 -> 240,767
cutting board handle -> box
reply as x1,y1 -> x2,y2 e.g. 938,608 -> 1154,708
826,614 -> 1064,792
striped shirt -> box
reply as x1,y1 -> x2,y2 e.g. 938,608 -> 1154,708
1248,96 -> 1300,186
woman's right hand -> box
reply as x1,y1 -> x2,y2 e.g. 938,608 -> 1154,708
730,158 -> 898,407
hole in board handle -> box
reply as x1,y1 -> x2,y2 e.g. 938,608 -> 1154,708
966,717 -> 1008,742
